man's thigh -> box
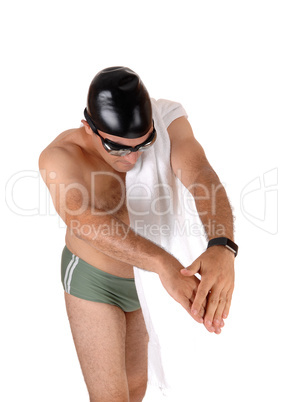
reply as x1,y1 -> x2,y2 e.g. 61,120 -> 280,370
64,292 -> 129,402
125,308 -> 149,390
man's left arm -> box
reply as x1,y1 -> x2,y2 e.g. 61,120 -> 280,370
168,116 -> 236,334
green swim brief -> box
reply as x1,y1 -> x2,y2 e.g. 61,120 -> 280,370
61,246 -> 141,312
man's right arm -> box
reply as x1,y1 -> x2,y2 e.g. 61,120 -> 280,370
39,147 -> 206,324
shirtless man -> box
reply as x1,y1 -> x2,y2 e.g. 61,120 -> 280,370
39,67 -> 237,402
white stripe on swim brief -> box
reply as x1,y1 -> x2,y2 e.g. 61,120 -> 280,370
66,255 -> 79,293
64,253 -> 75,290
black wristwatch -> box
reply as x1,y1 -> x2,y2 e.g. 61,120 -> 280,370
207,237 -> 238,257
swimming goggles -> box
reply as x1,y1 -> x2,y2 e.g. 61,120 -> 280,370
84,108 -> 157,156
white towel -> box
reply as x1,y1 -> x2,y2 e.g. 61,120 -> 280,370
126,99 -> 207,391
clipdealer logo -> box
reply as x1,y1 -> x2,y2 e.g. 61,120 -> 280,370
240,168 -> 279,235
5,167 -> 279,236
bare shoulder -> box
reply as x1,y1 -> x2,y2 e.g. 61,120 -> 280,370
167,116 -> 212,185
38,128 -> 86,185
38,128 -> 92,217
167,116 -> 204,159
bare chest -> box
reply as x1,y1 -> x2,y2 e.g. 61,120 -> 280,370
84,168 -> 129,224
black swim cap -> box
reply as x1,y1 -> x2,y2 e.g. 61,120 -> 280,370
87,67 -> 152,139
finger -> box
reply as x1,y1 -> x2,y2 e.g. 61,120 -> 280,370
180,261 -> 200,276
191,280 -> 211,316
222,288 -> 233,319
192,300 -> 206,322
191,312 -> 204,324
180,269 -> 194,276
198,304 -> 206,320
180,297 -> 204,324
203,321 -> 216,333
203,321 -> 222,334
203,289 -> 221,331
212,292 -> 227,328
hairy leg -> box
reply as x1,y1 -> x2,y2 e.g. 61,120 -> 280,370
125,308 -> 149,402
64,292 -> 129,402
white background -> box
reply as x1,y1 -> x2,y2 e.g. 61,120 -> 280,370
1,1 -> 282,401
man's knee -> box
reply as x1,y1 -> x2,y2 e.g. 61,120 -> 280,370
89,386 -> 130,402
128,374 -> 148,402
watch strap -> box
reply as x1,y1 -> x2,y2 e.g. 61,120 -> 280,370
207,237 -> 238,257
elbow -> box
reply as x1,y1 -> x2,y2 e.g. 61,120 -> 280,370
64,212 -> 104,244
65,216 -> 89,241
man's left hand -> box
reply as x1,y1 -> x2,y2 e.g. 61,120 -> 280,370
180,246 -> 235,334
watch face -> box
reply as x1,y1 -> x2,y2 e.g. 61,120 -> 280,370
226,239 -> 238,256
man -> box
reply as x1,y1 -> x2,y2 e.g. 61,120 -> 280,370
39,66 -> 237,402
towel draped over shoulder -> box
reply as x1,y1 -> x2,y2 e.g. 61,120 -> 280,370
126,99 -> 206,391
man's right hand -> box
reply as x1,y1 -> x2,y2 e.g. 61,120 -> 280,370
158,261 -> 223,334
158,262 -> 205,324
